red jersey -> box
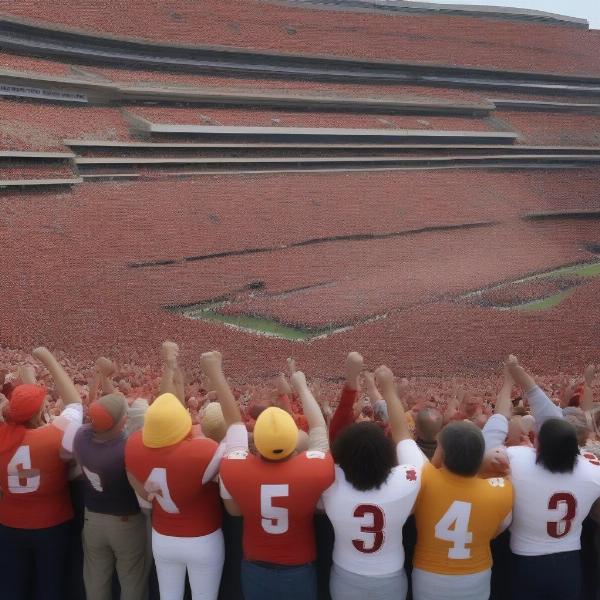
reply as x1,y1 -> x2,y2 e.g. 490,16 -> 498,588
125,432 -> 222,537
0,423 -> 73,529
220,449 -> 335,565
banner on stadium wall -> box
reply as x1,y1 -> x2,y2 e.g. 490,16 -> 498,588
0,83 -> 88,103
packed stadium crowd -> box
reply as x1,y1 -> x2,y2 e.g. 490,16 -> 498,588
1,342 -> 600,600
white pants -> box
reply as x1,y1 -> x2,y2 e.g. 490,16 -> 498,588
412,568 -> 491,600
152,528 -> 224,600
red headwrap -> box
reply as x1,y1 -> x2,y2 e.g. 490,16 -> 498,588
0,384 -> 46,457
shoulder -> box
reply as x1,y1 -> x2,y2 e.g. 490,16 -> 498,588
506,445 -> 535,464
125,431 -> 144,456
479,476 -> 513,506
392,463 -> 421,484
186,436 -> 219,456
297,450 -> 334,471
73,423 -> 91,447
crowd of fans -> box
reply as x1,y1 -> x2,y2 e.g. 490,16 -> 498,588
1,342 -> 600,600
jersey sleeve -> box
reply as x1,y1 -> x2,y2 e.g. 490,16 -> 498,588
54,404 -> 84,453
482,414 -> 509,451
202,423 -> 249,485
396,439 -> 427,469
526,385 -> 563,430
303,451 -> 335,490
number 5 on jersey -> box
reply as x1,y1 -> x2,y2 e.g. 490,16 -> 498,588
434,501 -> 473,559
261,484 -> 289,534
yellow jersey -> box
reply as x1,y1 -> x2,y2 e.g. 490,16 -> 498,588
413,463 -> 513,575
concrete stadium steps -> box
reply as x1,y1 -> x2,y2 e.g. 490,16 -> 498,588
65,139 -> 600,177
73,154 -> 600,178
0,150 -> 80,188
1,16 -> 600,96
126,116 -> 519,145
65,140 -> 600,158
0,65 -> 494,116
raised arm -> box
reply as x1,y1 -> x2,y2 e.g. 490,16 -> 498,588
159,341 -> 183,404
95,357 -> 116,396
374,365 -> 410,444
199,351 -> 242,427
32,347 -> 80,406
506,355 -> 562,428
329,352 -> 363,443
290,370 -> 329,453
482,364 -> 513,450
581,364 -> 595,412
364,371 -> 388,423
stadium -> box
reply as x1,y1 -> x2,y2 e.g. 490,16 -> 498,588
0,0 -> 599,380
1,2 -> 600,599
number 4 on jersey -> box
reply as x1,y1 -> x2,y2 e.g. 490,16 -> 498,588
434,500 -> 473,559
145,468 -> 180,514
7,445 -> 40,494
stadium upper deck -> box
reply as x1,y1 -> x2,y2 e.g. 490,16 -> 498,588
0,0 -> 598,76
0,0 -> 598,379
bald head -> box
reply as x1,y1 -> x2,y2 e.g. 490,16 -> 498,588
415,407 -> 443,442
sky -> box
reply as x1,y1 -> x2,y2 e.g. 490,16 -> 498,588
419,0 -> 600,28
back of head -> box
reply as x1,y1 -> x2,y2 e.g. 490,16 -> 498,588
537,418 -> 579,473
89,393 -> 127,433
439,421 -> 485,477
415,407 -> 443,442
143,393 -> 192,448
331,422 -> 396,491
8,384 -> 46,425
563,409 -> 590,448
253,407 -> 298,461
201,402 -> 227,443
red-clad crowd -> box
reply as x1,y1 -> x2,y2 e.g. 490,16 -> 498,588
1,343 -> 600,600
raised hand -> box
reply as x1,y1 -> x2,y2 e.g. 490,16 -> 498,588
200,351 -> 223,380
95,356 -> 115,377
585,364 -> 595,386
345,352 -> 364,391
290,370 -> 308,392
374,365 -> 395,392
161,341 -> 179,369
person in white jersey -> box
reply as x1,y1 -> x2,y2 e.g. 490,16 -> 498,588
483,355 -> 600,600
322,363 -> 425,600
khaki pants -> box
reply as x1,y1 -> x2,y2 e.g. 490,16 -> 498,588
82,509 -> 149,600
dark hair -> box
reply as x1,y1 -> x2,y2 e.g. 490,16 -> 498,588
536,418 -> 579,474
331,422 -> 396,491
439,421 -> 484,477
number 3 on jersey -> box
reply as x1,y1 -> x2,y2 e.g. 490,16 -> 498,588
547,492 -> 577,538
353,504 -> 385,553
434,501 -> 473,559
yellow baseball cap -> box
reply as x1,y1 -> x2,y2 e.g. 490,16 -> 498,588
143,393 -> 192,448
253,407 -> 298,461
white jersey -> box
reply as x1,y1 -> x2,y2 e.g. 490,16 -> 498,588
321,439 -> 425,576
507,445 -> 600,556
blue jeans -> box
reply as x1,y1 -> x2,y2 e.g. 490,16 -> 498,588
511,550 -> 582,600
241,559 -> 317,600
0,520 -> 72,600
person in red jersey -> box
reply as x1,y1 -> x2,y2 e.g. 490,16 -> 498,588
125,350 -> 246,600
0,347 -> 83,600
220,363 -> 334,600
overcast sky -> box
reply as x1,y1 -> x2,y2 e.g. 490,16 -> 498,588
421,0 -> 600,28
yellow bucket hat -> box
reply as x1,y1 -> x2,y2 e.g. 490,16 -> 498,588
253,407 -> 298,461
143,393 -> 192,448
